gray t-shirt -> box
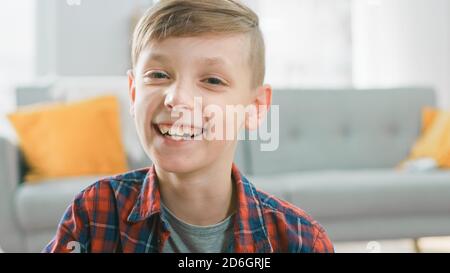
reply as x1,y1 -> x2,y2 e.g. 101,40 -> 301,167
160,203 -> 234,253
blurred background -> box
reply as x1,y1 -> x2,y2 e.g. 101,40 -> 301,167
1,0 -> 450,253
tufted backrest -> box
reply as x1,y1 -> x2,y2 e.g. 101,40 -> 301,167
246,88 -> 436,175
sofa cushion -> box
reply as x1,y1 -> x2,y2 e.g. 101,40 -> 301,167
15,176 -> 101,232
249,169 -> 450,221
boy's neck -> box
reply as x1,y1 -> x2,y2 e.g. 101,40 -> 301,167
155,157 -> 237,226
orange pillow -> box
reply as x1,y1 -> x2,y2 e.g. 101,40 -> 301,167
406,107 -> 450,168
8,95 -> 128,182
421,107 -> 439,133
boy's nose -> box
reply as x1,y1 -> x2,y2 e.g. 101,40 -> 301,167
163,83 -> 195,111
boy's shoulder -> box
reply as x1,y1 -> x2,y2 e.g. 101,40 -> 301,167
242,177 -> 333,252
74,168 -> 150,212
83,167 -> 150,191
255,186 -> 320,226
247,177 -> 325,231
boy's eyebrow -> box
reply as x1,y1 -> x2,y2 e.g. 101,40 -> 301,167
145,54 -> 228,66
201,57 -> 227,66
145,53 -> 171,64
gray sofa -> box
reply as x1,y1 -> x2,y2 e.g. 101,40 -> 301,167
1,78 -> 450,252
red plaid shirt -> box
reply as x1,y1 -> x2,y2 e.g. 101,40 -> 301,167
44,164 -> 334,253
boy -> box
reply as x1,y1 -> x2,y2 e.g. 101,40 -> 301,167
44,0 -> 334,253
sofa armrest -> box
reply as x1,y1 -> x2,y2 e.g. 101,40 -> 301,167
0,136 -> 20,193
0,136 -> 24,252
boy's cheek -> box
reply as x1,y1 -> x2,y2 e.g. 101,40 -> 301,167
133,98 -> 158,131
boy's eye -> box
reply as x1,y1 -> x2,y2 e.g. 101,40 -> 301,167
204,77 -> 225,86
143,71 -> 170,84
147,71 -> 169,79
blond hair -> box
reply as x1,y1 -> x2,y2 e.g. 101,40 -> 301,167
131,0 -> 265,88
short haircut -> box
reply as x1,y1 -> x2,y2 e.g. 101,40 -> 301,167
131,0 -> 265,88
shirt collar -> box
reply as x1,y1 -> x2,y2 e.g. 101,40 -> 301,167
127,163 -> 273,253
127,165 -> 161,222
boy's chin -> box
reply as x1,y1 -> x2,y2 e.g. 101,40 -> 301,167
153,156 -> 206,175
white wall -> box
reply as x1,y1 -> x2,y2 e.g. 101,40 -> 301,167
352,0 -> 450,107
33,0 -> 450,107
257,0 -> 352,88
0,0 -> 35,140
36,0 -> 152,76
36,0 -> 353,87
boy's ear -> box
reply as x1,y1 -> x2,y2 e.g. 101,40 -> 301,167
127,69 -> 136,117
245,84 -> 272,130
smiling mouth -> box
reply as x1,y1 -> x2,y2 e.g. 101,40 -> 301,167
153,123 -> 204,140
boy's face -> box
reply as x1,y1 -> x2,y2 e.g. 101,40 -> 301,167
128,34 -> 271,174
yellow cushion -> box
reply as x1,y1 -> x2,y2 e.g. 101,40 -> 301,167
8,96 -> 129,182
407,107 -> 450,168
421,107 -> 439,133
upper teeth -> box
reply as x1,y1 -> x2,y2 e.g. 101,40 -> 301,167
157,124 -> 202,137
